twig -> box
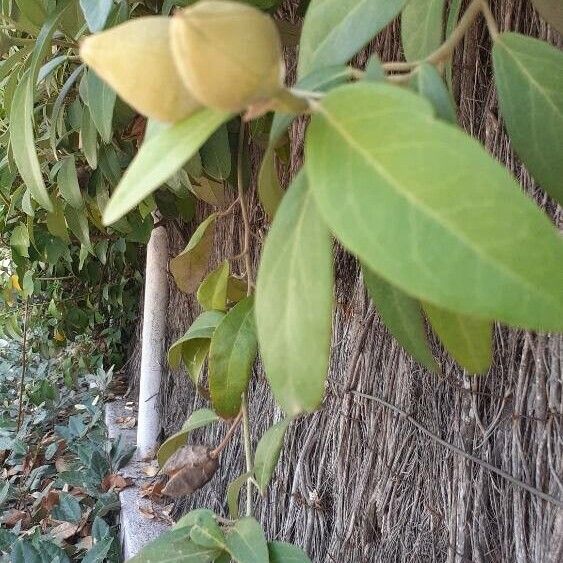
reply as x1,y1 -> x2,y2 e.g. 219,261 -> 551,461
241,394 -> 253,517
210,411 -> 243,459
349,389 -> 563,509
16,298 -> 30,432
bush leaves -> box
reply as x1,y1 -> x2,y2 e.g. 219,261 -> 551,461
492,32 -> 563,204
298,0 -> 407,77
225,518 -> 268,563
253,418 -> 290,493
256,173 -> 333,416
306,83 -> 563,332
401,0 -> 445,61
209,297 -> 257,418
102,109 -> 228,225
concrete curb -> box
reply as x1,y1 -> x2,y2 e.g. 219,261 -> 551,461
105,400 -> 171,560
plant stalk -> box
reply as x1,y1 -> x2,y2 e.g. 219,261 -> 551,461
16,297 -> 29,432
241,394 -> 253,516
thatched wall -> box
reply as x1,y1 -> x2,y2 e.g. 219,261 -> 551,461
129,1 -> 563,561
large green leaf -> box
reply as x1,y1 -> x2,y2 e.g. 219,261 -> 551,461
65,206 -> 91,251
362,266 -> 436,372
86,69 -> 116,144
401,0 -> 445,61
58,156 -> 84,209
200,124 -> 231,180
79,0 -> 113,32
10,224 -> 30,257
532,0 -> 563,34
298,0 -> 407,77
423,303 -> 492,374
253,418 -> 290,493
209,296 -> 257,418
157,408 -> 219,467
268,542 -> 312,563
10,71 -> 52,211
168,310 -> 225,383
305,83 -> 563,331
102,109 -> 228,225
492,33 -> 563,204
255,173 -> 333,416
225,518 -> 268,563
170,214 -> 217,294
129,527 -> 221,563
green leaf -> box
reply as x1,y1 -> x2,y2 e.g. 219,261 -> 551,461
189,511 -> 228,551
225,518 -> 268,563
129,527 -> 221,563
200,124 -> 231,180
258,143 -> 284,219
10,71 -> 52,211
226,471 -> 252,519
102,109 -> 228,224
298,0 -> 407,77
58,156 -> 84,209
423,304 -> 492,374
492,32 -> 563,204
189,177 -> 227,207
255,172 -> 333,416
170,214 -> 217,294
157,408 -> 220,467
46,200 -> 70,243
10,224 -> 30,258
52,493 -> 81,524
81,104 -> 98,170
86,69 -> 116,144
531,0 -> 563,34
362,266 -> 436,372
305,82 -> 563,331
197,261 -> 230,311
65,206 -> 91,251
15,0 -> 45,29
80,0 -> 113,32
410,63 -> 456,123
168,310 -> 225,384
209,296 -> 257,418
253,418 -> 290,493
401,0 -> 445,61
268,541 -> 312,563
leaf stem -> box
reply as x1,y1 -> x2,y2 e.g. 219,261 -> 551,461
478,0 -> 499,40
241,393 -> 253,517
210,411 -> 243,459
16,297 -> 29,432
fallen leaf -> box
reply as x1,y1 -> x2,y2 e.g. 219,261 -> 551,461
2,509 -> 29,528
115,416 -> 136,429
139,480 -> 165,500
55,457 -> 71,473
42,490 -> 60,512
138,504 -> 155,519
76,535 -> 93,551
50,521 -> 79,541
101,473 -> 132,492
142,464 -> 159,477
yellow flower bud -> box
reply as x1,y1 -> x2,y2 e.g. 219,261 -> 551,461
170,0 -> 285,112
80,17 -> 201,123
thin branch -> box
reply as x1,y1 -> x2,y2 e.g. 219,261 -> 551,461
349,389 -> 563,509
16,298 -> 30,432
241,395 -> 253,517
210,411 -> 243,459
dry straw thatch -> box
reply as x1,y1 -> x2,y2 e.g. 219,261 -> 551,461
128,1 -> 563,560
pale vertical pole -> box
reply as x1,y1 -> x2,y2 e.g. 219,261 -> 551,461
137,219 -> 169,459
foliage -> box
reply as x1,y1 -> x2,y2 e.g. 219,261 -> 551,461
1,0 -> 562,561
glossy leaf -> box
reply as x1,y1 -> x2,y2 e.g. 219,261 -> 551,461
168,310 -> 225,383
298,0 -> 407,77
268,542 -> 312,563
256,173 -> 333,415
209,297 -> 257,418
197,261 -> 230,311
410,63 -> 456,123
362,266 -> 436,372
424,303 -> 492,374
10,71 -> 52,211
225,518 -> 268,563
58,156 -> 84,209
254,418 -> 290,493
158,408 -> 219,467
80,0 -> 113,32
170,214 -> 217,294
401,0 -> 445,61
306,83 -> 563,331
129,527 -> 221,563
492,32 -> 563,204
86,69 -> 116,144
102,109 -> 228,225
532,0 -> 563,33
